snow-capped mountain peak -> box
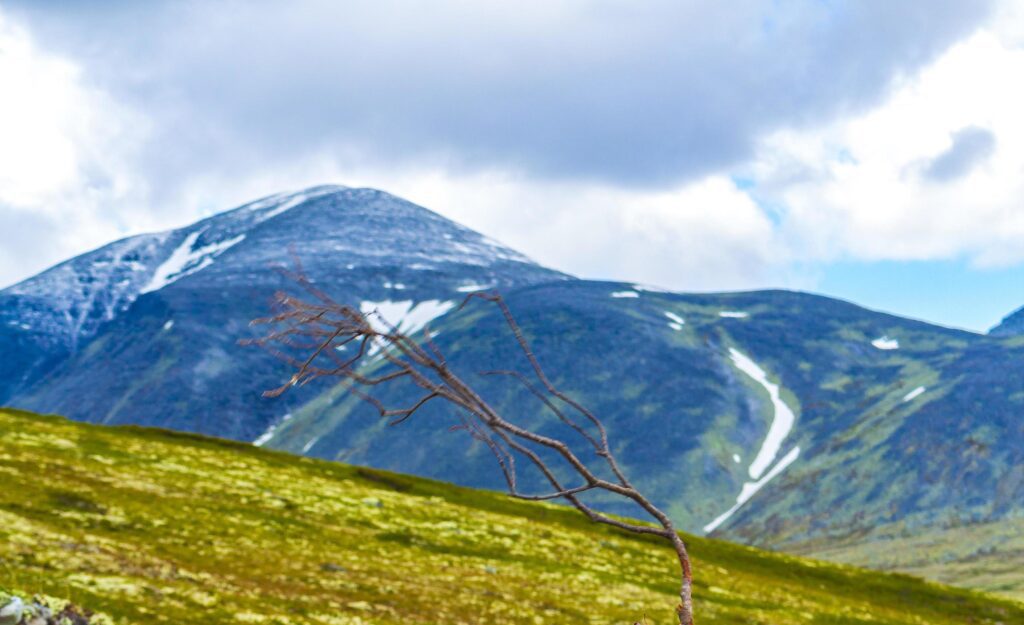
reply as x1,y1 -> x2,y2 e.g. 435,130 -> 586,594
0,186 -> 565,356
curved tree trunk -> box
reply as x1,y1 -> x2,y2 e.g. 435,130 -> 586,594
672,534 -> 696,625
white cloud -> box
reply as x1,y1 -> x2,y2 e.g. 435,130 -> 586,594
0,11 -> 150,283
2,1 -> 1022,305
754,28 -> 1024,267
346,169 -> 785,292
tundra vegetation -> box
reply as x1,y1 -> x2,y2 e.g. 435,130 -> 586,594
1,408 -> 1023,624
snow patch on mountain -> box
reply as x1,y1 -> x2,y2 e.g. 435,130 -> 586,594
632,284 -> 671,293
872,336 -> 900,350
729,348 -> 797,480
903,386 -> 926,402
360,300 -> 456,336
720,311 -> 749,318
611,290 -> 639,298
244,185 -> 347,220
665,311 -> 685,325
703,446 -> 800,534
3,232 -> 169,349
253,412 -> 293,447
704,349 -> 802,534
141,230 -> 246,294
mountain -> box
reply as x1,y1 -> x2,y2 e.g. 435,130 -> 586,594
260,279 -> 1024,597
2,185 -> 1023,598
990,305 -> 1024,336
1,186 -> 565,437
3,407 -> 1022,625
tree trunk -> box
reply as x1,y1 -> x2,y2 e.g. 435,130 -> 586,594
676,581 -> 695,625
672,534 -> 696,625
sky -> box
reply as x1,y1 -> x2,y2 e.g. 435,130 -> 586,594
0,1 -> 1022,332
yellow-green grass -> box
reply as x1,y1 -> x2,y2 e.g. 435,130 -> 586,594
0,408 -> 1021,624
792,517 -> 1024,602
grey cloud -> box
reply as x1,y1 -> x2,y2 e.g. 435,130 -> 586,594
5,0 -> 995,192
0,209 -> 64,287
924,126 -> 997,182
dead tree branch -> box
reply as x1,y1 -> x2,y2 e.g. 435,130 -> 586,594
247,279 -> 696,624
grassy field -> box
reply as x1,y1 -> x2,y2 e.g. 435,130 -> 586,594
1,408 -> 1022,625
792,516 -> 1024,602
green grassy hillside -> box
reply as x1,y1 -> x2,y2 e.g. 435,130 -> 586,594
791,516 -> 1024,602
1,408 -> 1021,625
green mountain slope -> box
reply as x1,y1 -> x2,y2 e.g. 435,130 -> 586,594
790,516 -> 1024,601
1,409 -> 1021,625
261,284 -> 1024,556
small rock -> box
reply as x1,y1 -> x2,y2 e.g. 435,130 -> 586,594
0,597 -> 23,625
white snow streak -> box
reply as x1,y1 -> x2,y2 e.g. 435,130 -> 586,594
903,386 -> 926,402
403,300 -> 456,334
665,311 -> 685,330
632,284 -> 671,293
719,311 -> 749,318
253,413 -> 292,447
259,193 -> 312,220
729,348 -> 797,480
456,283 -> 493,293
360,299 -> 455,356
360,300 -> 456,335
703,446 -> 800,533
162,320 -> 174,331
611,290 -> 639,298
703,348 -> 802,534
249,186 -> 344,221
872,336 -> 900,350
141,230 -> 245,293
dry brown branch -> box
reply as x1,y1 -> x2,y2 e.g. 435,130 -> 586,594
247,280 -> 696,624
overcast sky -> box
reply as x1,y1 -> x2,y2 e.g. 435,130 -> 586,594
1,1 -> 1023,331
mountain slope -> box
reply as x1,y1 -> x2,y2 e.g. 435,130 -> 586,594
259,279 -> 1024,597
2,407 -> 1022,625
990,305 -> 1024,336
2,186 -> 566,438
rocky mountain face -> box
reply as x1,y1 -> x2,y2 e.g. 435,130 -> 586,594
2,186 -> 1022,575
0,186 -> 566,436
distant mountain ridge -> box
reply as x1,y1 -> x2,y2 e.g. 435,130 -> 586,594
2,185 -> 1022,598
990,304 -> 1024,335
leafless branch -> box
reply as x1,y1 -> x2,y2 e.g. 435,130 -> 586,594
249,275 -> 696,624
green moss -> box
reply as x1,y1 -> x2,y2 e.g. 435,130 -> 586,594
0,408 -> 1021,625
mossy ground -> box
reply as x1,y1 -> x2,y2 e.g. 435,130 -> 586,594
792,516 -> 1024,601
1,408 -> 1021,624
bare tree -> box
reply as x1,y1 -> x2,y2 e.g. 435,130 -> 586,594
248,272 -> 696,625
